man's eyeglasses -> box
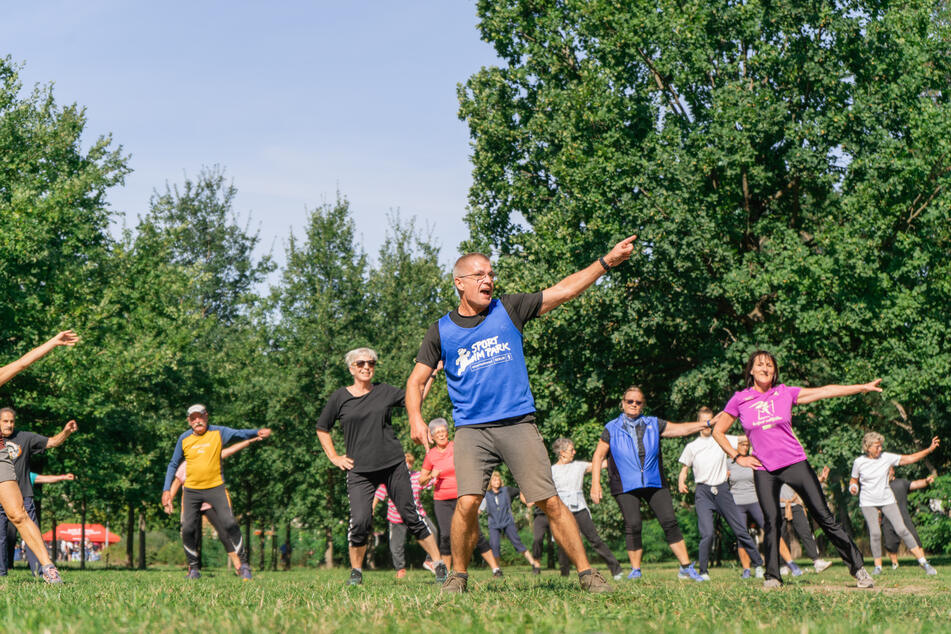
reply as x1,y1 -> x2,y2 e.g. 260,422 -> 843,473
457,271 -> 498,282
624,399 -> 643,405
352,360 -> 377,368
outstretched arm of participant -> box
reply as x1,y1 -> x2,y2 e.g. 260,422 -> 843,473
796,379 -> 882,405
406,362 -> 436,449
164,477 -> 183,514
712,411 -> 761,468
221,436 -> 262,459
34,473 -> 75,484
677,465 -> 690,494
899,437 -> 940,466
910,474 -> 937,491
0,330 -> 79,387
316,429 -> 353,470
589,440 -> 610,504
661,420 -> 708,438
46,420 -> 79,448
539,235 -> 637,315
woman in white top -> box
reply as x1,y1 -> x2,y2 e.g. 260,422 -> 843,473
849,432 -> 939,575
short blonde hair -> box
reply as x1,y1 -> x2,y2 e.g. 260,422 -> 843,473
344,347 -> 378,367
862,431 -> 885,454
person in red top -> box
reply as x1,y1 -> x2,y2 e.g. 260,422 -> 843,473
420,418 -> 500,574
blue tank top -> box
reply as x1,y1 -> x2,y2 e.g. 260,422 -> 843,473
438,299 -> 535,426
604,414 -> 665,492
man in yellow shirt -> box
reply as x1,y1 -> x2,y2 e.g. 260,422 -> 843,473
161,404 -> 271,579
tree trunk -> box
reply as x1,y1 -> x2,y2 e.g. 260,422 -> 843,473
258,528 -> 266,570
270,524 -> 277,571
244,483 -> 252,567
283,521 -> 291,570
80,497 -> 87,570
324,526 -> 333,568
137,510 -> 147,570
126,505 -> 134,569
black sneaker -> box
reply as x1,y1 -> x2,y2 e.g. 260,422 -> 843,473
532,565 -> 541,576
434,561 -> 448,584
346,568 -> 363,586
492,568 -> 503,578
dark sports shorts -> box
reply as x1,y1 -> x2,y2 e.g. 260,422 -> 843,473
454,422 -> 557,502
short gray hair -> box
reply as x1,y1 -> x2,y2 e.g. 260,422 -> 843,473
428,418 -> 449,435
452,253 -> 491,279
862,431 -> 885,454
344,347 -> 378,367
0,407 -> 14,418
552,437 -> 574,455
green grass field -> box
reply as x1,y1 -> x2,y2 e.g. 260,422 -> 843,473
2,559 -> 949,633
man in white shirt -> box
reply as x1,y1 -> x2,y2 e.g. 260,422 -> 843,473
678,407 -> 764,580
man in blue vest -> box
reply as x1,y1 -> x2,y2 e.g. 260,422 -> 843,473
406,235 -> 636,593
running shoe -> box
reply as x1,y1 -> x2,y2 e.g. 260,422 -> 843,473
434,561 -> 448,584
579,569 -> 614,594
754,566 -> 765,579
678,563 -> 704,582
779,566 -> 790,576
346,568 -> 363,586
627,568 -> 642,580
40,564 -> 63,585
492,568 -> 503,578
532,565 -> 542,576
396,568 -> 407,579
787,562 -> 804,577
855,567 -> 874,588
185,567 -> 201,580
441,572 -> 468,593
741,568 -> 751,579
612,570 -> 623,581
813,559 -> 832,573
922,562 -> 938,576
872,565 -> 882,576
762,578 -> 782,590
423,559 -> 437,574
892,562 -> 900,570
699,573 -> 711,581
238,564 -> 252,581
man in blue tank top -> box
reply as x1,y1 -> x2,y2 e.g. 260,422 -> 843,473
406,235 -> 637,594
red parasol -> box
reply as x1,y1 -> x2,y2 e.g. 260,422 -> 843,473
41,524 -> 121,544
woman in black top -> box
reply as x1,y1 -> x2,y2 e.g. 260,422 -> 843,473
317,347 -> 446,586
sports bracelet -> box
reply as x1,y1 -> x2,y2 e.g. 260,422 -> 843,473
598,256 -> 611,272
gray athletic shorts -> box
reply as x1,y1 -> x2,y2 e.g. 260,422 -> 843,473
454,422 -> 558,503
0,449 -> 15,484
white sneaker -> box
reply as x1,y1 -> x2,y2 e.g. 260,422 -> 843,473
813,559 -> 832,573
699,573 -> 711,581
780,566 -> 790,576
754,566 -> 765,579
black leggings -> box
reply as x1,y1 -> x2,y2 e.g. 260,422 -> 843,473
182,485 -> 246,569
433,498 -> 491,557
556,509 -> 622,576
614,487 -> 683,551
531,512 -> 550,561
755,460 -> 863,581
347,463 -> 431,547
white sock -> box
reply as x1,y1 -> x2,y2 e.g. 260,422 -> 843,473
493,567 -> 501,573
354,567 -> 362,573
918,557 -> 928,565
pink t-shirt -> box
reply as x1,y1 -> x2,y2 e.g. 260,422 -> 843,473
724,384 -> 807,471
422,442 -> 458,500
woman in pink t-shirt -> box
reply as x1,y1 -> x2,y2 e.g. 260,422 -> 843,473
711,350 -> 881,590
420,418 -> 500,573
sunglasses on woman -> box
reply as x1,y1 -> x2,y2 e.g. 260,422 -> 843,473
352,359 -> 377,368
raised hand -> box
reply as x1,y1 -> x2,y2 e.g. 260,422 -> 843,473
604,235 -> 638,267
63,420 -> 78,435
51,330 -> 80,347
862,379 -> 883,393
257,428 -> 272,439
929,436 -> 940,452
64,473 -> 75,481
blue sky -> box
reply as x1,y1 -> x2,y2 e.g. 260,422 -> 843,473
3,1 -> 500,276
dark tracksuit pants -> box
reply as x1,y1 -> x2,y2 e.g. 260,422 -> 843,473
531,512 -> 551,562
755,460 -> 863,582
555,509 -> 622,576
781,504 -> 820,560
182,484 -> 247,569
696,482 -> 764,573
433,498 -> 492,557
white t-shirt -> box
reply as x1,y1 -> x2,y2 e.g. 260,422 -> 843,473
851,452 -> 902,507
679,435 -> 739,486
551,461 -> 590,511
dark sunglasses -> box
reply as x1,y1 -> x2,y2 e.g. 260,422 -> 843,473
624,399 -> 644,405
352,360 -> 377,368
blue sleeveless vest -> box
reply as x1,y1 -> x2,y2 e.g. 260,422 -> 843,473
438,299 -> 535,426
604,414 -> 664,491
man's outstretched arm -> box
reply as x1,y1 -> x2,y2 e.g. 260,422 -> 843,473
539,235 -> 637,315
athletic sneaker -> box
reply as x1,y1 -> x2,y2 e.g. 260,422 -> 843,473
892,562 -> 900,570
441,572 -> 468,593
238,564 -> 252,581
492,568 -> 503,578
678,564 -> 704,582
762,578 -> 782,590
872,566 -> 882,576
741,568 -> 751,579
40,564 -> 63,585
396,568 -> 407,579
699,573 -> 711,581
423,560 -> 437,574
434,561 -> 448,584
922,562 -> 937,576
779,566 -> 790,576
626,568 -> 642,580
787,562 -> 804,577
855,567 -> 875,589
579,569 -> 614,593
186,567 -> 201,580
754,566 -> 765,579
532,565 -> 542,576
813,559 -> 832,573
346,568 -> 363,586
612,571 -> 623,581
